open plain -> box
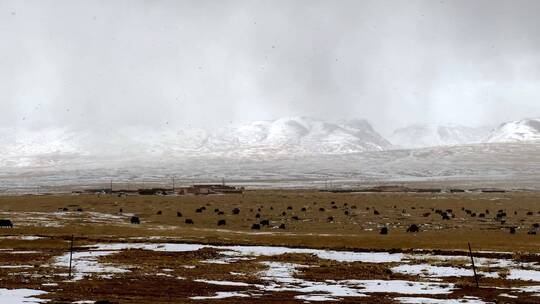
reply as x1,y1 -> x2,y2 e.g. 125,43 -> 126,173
0,190 -> 540,303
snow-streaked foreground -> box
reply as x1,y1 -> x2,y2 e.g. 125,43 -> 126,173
48,242 -> 540,302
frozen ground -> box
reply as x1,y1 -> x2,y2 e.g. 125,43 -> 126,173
41,242 -> 540,302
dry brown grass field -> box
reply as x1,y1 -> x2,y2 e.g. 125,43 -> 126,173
1,190 -> 539,251
1,190 -> 540,303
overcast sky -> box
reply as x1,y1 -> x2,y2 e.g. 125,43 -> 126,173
1,0 -> 540,135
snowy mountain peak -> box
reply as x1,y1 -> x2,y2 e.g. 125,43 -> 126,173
390,124 -> 491,149
205,116 -> 391,155
485,118 -> 540,143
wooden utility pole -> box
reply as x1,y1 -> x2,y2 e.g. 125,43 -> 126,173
468,242 -> 479,288
172,177 -> 175,192
68,235 -> 74,278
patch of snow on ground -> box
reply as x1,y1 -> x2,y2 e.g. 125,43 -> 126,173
190,292 -> 251,300
54,250 -> 129,281
396,296 -> 488,303
391,264 -> 498,279
193,279 -> 251,287
0,288 -> 47,303
508,269 -> 540,282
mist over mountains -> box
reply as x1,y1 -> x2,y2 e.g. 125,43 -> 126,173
1,116 -> 540,169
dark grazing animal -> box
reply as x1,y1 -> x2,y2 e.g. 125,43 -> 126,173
279,223 -> 286,229
291,216 -> 299,221
406,224 -> 420,233
380,227 -> 388,235
327,216 -> 334,222
260,219 -> 270,226
0,219 -> 13,228
177,212 -> 182,217
510,227 -> 516,234
232,208 -> 240,215
217,219 -> 226,226
156,210 -> 162,215
185,219 -> 194,224
251,223 -> 261,230
195,208 -> 203,213
130,216 -> 140,224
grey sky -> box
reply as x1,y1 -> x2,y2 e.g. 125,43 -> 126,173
1,0 -> 540,135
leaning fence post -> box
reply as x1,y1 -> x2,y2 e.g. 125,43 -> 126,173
68,235 -> 74,278
468,242 -> 479,288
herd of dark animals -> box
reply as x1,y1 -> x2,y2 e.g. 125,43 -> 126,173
121,200 -> 540,235
1,200 -> 539,235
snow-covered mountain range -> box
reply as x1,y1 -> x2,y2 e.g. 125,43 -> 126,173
1,116 -> 540,191
204,117 -> 392,156
1,116 -> 540,169
0,117 -> 391,166
485,118 -> 540,143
